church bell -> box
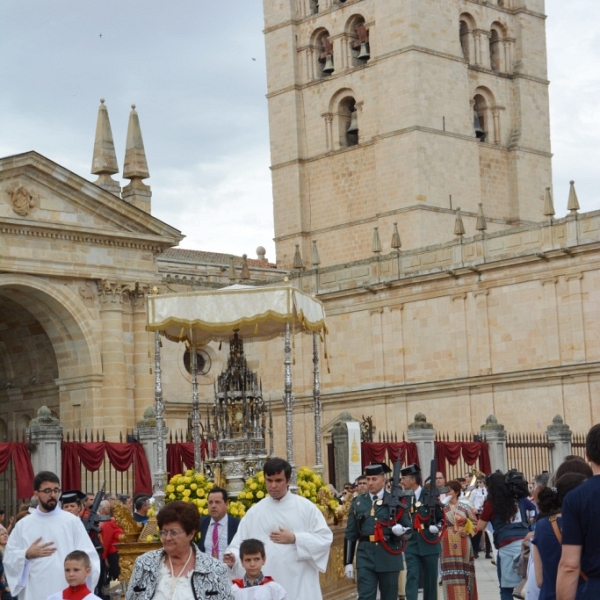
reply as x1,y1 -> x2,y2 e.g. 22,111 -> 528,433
323,54 -> 335,74
357,42 -> 370,60
347,110 -> 359,134
473,110 -> 486,141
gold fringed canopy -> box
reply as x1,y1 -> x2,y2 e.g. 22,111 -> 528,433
146,284 -> 328,345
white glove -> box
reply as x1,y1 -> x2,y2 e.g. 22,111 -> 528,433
392,524 -> 409,536
344,564 -> 354,579
429,525 -> 439,534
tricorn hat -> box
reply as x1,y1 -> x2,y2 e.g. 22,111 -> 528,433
60,490 -> 86,504
365,462 -> 392,476
399,463 -> 421,477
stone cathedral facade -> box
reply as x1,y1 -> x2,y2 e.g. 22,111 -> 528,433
0,0 -> 599,471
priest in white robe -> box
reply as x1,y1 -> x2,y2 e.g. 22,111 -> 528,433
224,458 -> 333,600
4,471 -> 100,600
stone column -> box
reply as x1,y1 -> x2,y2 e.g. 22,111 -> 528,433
480,415 -> 507,473
98,280 -> 129,437
406,413 -> 435,470
132,288 -> 154,420
28,406 -> 63,477
136,407 -> 168,489
546,415 -> 572,473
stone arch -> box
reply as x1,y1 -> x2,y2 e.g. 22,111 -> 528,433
489,21 -> 508,71
344,14 -> 370,67
459,13 -> 477,64
472,86 -> 499,145
311,28 -> 334,79
0,274 -> 103,431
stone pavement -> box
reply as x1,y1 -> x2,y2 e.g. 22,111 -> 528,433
416,555 -> 500,599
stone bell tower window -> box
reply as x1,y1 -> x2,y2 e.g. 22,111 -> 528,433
315,31 -> 334,78
460,20 -> 470,61
339,97 -> 359,147
490,28 -> 502,72
348,18 -> 370,67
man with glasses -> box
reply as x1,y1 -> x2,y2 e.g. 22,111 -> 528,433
4,470 -> 100,600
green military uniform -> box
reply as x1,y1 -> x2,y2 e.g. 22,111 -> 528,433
345,490 -> 413,600
404,487 -> 443,600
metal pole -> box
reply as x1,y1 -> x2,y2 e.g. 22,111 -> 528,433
153,331 -> 166,509
191,346 -> 201,471
312,332 -> 323,474
283,322 -> 297,487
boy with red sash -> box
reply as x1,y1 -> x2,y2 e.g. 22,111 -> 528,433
231,539 -> 287,600
45,551 -> 102,600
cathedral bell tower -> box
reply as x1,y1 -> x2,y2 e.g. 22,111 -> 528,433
263,0 -> 552,268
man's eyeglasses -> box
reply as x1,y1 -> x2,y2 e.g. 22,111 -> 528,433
38,488 -> 61,495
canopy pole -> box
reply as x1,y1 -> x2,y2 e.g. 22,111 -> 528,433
312,332 -> 323,475
283,322 -> 297,488
153,331 -> 167,509
191,346 -> 202,471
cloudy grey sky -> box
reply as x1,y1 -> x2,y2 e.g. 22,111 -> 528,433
1,1 -> 599,261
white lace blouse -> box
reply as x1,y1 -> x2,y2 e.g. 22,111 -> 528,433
152,562 -> 195,600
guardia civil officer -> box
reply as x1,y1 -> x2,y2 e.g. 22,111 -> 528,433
344,463 -> 413,600
401,464 -> 444,600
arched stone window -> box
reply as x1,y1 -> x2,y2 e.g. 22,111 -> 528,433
346,15 -> 370,67
310,0 -> 319,15
338,97 -> 359,148
460,21 -> 470,61
324,89 -> 361,151
313,29 -> 334,78
489,27 -> 502,71
472,87 -> 500,145
459,13 -> 476,65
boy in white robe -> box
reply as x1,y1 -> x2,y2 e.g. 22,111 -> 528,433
45,551 -> 102,600
4,471 -> 100,600
231,539 -> 287,600
224,458 -> 332,600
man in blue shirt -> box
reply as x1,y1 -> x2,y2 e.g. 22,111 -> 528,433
557,423 -> 600,600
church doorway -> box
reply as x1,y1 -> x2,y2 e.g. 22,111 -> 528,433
0,275 -> 102,435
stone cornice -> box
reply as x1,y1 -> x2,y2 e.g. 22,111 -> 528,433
269,126 -> 551,171
0,220 -> 170,253
288,362 -> 600,409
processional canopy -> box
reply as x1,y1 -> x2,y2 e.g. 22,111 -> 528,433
146,283 -> 328,344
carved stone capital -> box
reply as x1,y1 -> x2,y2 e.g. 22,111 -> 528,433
97,279 -> 133,305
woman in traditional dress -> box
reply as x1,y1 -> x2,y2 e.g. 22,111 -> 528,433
440,480 -> 478,600
126,501 -> 233,600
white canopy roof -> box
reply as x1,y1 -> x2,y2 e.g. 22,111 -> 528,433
146,284 -> 328,345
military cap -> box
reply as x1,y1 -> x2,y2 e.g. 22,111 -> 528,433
60,490 -> 86,504
399,463 -> 421,477
365,462 -> 392,476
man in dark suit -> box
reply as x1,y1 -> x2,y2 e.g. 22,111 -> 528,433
197,486 -> 240,561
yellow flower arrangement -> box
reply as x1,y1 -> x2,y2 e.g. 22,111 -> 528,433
164,469 -> 246,519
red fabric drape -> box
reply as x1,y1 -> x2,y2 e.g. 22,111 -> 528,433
361,442 -> 419,471
434,442 -> 492,477
0,442 -> 35,499
166,442 -> 211,478
61,442 -> 151,496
